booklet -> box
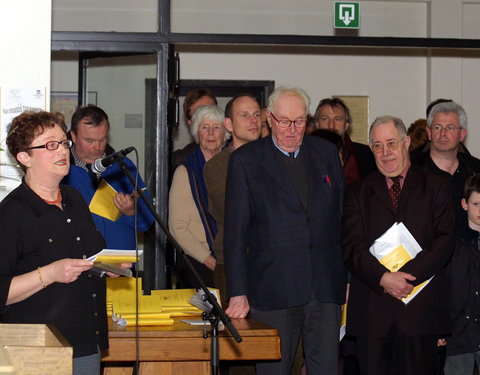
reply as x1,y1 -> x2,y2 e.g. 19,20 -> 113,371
369,222 -> 432,304
87,249 -> 143,263
89,179 -> 121,222
87,249 -> 142,277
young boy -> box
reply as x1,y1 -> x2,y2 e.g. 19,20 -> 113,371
445,174 -> 480,374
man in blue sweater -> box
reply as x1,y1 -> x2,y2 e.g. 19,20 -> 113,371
63,105 -> 154,249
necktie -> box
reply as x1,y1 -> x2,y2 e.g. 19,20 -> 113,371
288,152 -> 295,158
389,176 -> 402,214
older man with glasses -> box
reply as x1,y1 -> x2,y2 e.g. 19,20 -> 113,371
224,87 -> 346,374
411,101 -> 480,232
343,115 -> 455,375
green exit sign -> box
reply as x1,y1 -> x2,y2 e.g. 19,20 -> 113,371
334,2 -> 360,29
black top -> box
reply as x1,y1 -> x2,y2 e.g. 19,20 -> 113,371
0,183 -> 108,358
410,142 -> 480,232
447,226 -> 480,356
279,148 -> 309,210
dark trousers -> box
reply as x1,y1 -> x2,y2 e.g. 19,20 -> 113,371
175,252 -> 214,289
356,325 -> 438,375
251,299 -> 340,375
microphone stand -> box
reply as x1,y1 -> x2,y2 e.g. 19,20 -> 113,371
116,158 -> 242,374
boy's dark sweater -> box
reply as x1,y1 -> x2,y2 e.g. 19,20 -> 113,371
447,226 -> 480,356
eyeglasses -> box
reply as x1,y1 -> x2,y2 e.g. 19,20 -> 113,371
26,140 -> 73,151
270,112 -> 307,128
370,138 -> 404,154
430,125 -> 462,134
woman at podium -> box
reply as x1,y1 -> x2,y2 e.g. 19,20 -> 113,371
0,111 -> 110,375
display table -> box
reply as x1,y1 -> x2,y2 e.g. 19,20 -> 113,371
102,317 -> 280,375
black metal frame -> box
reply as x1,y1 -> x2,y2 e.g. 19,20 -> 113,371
52,31 -> 480,51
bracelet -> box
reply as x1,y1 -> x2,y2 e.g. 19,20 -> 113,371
37,267 -> 46,289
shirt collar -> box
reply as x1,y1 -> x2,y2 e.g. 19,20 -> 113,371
71,146 -> 89,172
385,161 -> 411,189
271,136 -> 300,158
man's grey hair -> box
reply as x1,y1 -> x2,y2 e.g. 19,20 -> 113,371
267,87 -> 310,115
190,104 -> 230,141
427,101 -> 468,129
369,115 -> 407,144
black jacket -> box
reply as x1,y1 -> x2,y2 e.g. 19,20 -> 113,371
447,226 -> 480,356
410,142 -> 480,231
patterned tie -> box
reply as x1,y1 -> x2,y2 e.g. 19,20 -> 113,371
389,176 -> 402,214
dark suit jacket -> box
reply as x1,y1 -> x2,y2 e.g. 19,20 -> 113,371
224,135 -> 347,311
351,141 -> 376,178
342,167 -> 455,337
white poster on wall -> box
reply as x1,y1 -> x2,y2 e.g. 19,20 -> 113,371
0,87 -> 46,199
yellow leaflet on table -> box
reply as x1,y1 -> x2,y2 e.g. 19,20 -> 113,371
378,244 -> 429,304
89,179 -> 121,222
123,318 -> 175,326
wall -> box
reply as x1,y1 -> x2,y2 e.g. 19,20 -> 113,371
1,1 -> 51,89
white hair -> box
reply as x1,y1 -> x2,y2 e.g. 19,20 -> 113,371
267,87 -> 310,114
190,105 -> 230,141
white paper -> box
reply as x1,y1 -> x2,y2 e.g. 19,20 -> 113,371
369,222 -> 433,304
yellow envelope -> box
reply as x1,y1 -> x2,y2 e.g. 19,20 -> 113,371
89,179 -> 121,222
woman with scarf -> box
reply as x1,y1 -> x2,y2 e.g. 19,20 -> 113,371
169,105 -> 229,288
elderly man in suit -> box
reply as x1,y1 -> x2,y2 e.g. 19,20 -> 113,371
342,115 -> 455,375
224,87 -> 346,374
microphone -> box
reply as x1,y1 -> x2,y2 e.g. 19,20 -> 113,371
91,147 -> 134,174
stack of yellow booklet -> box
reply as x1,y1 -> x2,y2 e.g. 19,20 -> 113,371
106,277 -> 220,326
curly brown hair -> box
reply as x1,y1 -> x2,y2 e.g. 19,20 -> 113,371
7,111 -> 66,170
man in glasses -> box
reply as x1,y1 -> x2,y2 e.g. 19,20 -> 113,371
411,101 -> 480,231
343,115 -> 455,374
224,87 -> 346,374
63,105 -> 154,250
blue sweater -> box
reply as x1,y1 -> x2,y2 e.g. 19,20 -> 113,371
63,157 -> 155,250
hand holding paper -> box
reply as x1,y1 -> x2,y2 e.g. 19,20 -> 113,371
113,191 -> 136,216
87,249 -> 142,277
370,222 -> 432,304
89,180 -> 121,222
380,271 -> 416,301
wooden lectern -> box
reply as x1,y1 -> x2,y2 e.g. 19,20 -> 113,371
102,318 -> 280,375
0,324 -> 72,375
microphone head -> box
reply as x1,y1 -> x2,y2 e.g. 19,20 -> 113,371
91,158 -> 106,174
123,146 -> 135,155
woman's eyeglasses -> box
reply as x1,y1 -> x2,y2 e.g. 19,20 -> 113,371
26,140 -> 73,151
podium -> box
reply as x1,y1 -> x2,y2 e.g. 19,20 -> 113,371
102,318 -> 280,375
0,324 -> 72,375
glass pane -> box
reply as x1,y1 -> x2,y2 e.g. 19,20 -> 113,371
51,53 -> 157,179
85,55 -> 157,179
52,0 -> 158,32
